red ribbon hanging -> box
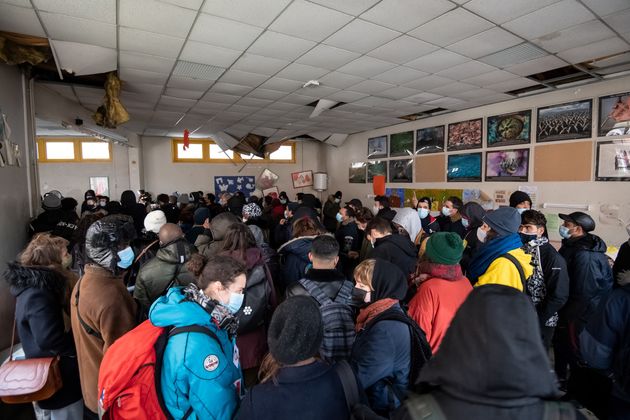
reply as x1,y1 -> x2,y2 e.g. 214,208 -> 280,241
183,129 -> 190,150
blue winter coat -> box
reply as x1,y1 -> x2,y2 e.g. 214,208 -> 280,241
149,288 -> 244,420
278,236 -> 314,286
351,304 -> 411,415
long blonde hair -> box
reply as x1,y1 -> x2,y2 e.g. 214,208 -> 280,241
353,258 -> 376,288
258,353 -> 282,384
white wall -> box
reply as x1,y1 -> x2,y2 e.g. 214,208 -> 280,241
141,136 -> 325,199
0,65 -> 33,349
325,75 -> 630,247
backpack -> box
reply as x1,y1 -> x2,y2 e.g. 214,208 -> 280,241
299,278 -> 356,361
98,319 -> 220,420
366,307 -> 432,394
236,263 -> 276,334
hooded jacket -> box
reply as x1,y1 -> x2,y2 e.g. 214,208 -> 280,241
120,190 -> 147,234
133,238 -> 196,312
323,198 -> 341,232
368,234 -> 418,276
195,212 -> 240,258
149,288 -> 243,420
278,235 -> 316,286
376,207 -> 397,222
5,263 -> 83,410
416,285 -> 567,420
393,208 -> 422,245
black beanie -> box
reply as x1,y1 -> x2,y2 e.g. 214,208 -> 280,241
509,191 -> 532,208
268,296 -> 323,365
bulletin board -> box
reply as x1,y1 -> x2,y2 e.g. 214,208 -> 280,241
414,154 -> 446,182
534,141 -> 592,181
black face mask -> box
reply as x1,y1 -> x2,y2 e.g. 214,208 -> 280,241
519,232 -> 537,244
351,287 -> 369,307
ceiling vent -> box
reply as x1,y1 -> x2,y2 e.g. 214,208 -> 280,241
398,107 -> 447,121
173,60 -> 225,81
479,43 -> 547,68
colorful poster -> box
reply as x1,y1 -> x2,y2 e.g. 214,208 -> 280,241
403,189 -> 463,212
385,188 -> 406,208
214,176 -> 256,197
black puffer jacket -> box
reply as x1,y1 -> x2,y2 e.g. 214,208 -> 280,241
368,234 -> 417,276
286,268 -> 348,300
5,263 -> 82,410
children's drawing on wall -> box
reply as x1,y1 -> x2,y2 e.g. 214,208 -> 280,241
214,176 -> 256,197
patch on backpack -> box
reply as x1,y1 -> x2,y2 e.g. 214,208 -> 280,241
203,355 -> 219,372
233,345 -> 240,368
243,306 -> 252,315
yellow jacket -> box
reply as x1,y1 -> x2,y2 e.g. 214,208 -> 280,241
475,248 -> 533,291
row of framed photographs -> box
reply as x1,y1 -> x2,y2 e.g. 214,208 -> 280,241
352,140 -> 630,183
367,91 -> 630,158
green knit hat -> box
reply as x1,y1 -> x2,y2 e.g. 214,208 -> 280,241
425,232 -> 464,265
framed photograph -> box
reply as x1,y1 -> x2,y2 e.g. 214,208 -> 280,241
349,162 -> 367,183
487,110 -> 532,147
291,170 -> 313,188
447,118 -> 482,151
595,140 -> 630,181
262,187 -> 279,199
389,131 -> 414,157
367,160 -> 387,182
536,99 -> 592,142
598,92 -> 630,137
389,159 -> 413,183
257,168 -> 279,189
89,176 -> 109,196
485,149 -> 530,181
447,153 -> 482,182
416,125 -> 445,154
368,135 -> 387,159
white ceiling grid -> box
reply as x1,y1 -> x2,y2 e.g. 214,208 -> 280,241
1,0 -> 628,142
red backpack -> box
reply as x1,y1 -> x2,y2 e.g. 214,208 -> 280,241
98,319 -> 220,420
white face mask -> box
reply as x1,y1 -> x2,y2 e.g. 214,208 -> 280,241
284,210 -> 290,219
517,208 -> 527,215
442,207 -> 451,217
373,205 -> 380,214
417,208 -> 429,219
477,227 -> 487,243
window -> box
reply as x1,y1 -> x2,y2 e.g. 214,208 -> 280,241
37,138 -> 113,163
172,138 -> 296,163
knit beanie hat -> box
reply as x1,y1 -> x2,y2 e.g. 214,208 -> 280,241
483,207 -> 521,236
144,210 -> 166,234
242,202 -> 263,218
42,192 -> 62,210
425,232 -> 464,265
509,191 -> 532,208
194,207 -> 210,225
268,296 -> 323,365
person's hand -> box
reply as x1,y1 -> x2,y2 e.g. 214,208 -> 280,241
411,197 -> 418,207
348,251 -> 359,259
203,218 -> 211,229
279,218 -> 286,225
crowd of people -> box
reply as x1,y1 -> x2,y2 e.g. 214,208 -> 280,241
5,185 -> 629,419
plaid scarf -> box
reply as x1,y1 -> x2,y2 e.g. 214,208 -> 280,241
183,283 -> 239,338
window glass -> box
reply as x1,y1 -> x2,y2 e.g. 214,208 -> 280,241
269,145 -> 293,160
45,142 -> 75,159
239,152 -> 263,160
209,143 -> 234,159
176,143 -> 203,159
81,142 -> 110,159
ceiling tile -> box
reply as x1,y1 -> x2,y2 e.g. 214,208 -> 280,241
194,101 -> 231,112
504,55 -> 567,76
557,37 -> 630,63
119,51 -> 175,74
371,66 -> 428,84
360,0 -> 455,32
318,72 -> 366,89
348,79 -> 396,94
337,56 -> 397,78
269,0 -> 353,42
603,8 -> 630,34
427,82 -> 479,96
378,86 -> 421,100
248,88 -> 288,100
219,69 -> 269,87
352,96 -> 397,107
403,92 -> 443,103
190,14 -> 264,50
581,0 -> 630,16
164,88 -> 204,100
403,74 -> 452,90
324,90 -> 369,102
120,67 -> 170,85
296,44 -> 361,70
0,3 -> 45,37
235,97 -> 274,107
275,63 -> 329,81
450,88 -> 499,99
120,0 -> 196,38
247,31 -> 316,61
307,0 -> 380,16
533,20 -> 616,53
167,76 -> 214,90
119,27 -> 185,58
323,19 -> 400,54
210,82 -> 252,96
461,69 -> 520,86
463,0 -> 561,25
180,41 -> 242,68
32,0 -> 115,24
405,49 -> 470,72
367,35 -> 439,64
258,77 -> 304,92
484,77 -> 540,92
281,93 -> 316,105
447,27 -> 522,59
408,8 -> 494,47
436,60 -> 497,80
124,82 -> 165,95
158,0 -> 203,9
502,0 -> 594,39
232,53 -> 290,75
201,0 -> 291,27
39,12 -> 116,48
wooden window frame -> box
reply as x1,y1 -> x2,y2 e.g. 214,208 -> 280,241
37,137 -> 113,163
171,138 -> 296,164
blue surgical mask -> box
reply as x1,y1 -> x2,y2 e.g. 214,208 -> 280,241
441,207 -> 451,217
517,208 -> 527,215
117,246 -> 134,269
336,212 -> 343,223
226,292 -> 244,314
462,218 -> 470,228
476,227 -> 487,243
417,208 -> 429,219
559,226 -> 572,239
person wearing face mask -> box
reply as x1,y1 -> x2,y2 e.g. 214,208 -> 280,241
468,207 -> 533,290
366,217 -> 417,277
323,192 -> 342,233
509,190 -> 532,214
412,196 -> 440,238
273,202 -> 299,248
279,191 -> 289,206
134,223 -> 196,314
556,211 -> 613,405
149,254 -> 247,420
80,189 -> 97,215
459,201 -> 486,275
6,233 -> 84,419
613,223 -> 630,283
352,207 -> 374,262
373,195 -> 397,222
335,205 -> 361,279
519,210 -> 569,349
437,196 -> 466,239
70,215 -> 138,418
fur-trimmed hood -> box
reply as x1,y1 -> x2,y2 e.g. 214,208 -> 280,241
5,262 -> 67,298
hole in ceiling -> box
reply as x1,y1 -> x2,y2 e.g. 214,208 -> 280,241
398,108 -> 448,121
305,100 -> 346,110
525,63 -> 597,87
